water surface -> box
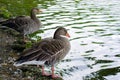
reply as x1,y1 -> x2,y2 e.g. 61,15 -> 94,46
38,0 -> 120,80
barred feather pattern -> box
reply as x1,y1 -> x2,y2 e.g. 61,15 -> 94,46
15,36 -> 70,66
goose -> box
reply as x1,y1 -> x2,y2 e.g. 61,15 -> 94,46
14,27 -> 71,78
0,8 -> 42,39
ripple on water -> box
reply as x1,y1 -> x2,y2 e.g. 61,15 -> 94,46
38,0 -> 120,80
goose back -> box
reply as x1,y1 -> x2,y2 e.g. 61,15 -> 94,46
15,37 -> 70,66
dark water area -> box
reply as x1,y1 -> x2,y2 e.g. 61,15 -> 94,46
0,0 -> 120,80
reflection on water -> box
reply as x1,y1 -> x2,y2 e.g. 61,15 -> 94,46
38,0 -> 120,80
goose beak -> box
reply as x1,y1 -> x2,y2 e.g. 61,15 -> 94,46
66,33 -> 70,38
38,9 -> 42,13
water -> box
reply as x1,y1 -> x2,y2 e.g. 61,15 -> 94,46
37,0 -> 120,80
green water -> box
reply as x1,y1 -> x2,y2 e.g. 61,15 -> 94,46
0,0 -> 120,80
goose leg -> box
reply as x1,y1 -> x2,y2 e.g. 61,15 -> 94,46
23,35 -> 28,42
42,65 -> 50,76
51,65 -> 61,78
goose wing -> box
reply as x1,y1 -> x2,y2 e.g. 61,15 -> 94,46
16,39 -> 64,63
0,16 -> 34,30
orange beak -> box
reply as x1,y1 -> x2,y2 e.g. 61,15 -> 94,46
66,33 -> 70,38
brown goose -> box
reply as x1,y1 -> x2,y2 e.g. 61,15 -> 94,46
14,27 -> 71,78
0,8 -> 42,37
